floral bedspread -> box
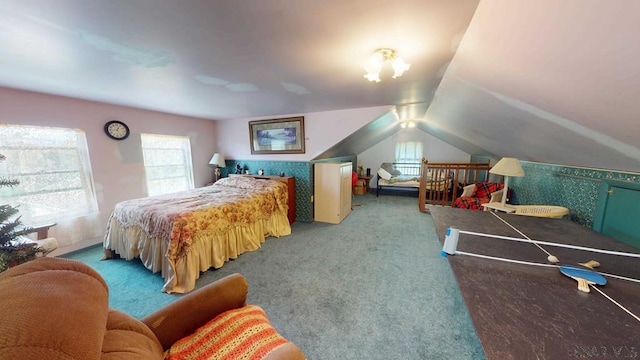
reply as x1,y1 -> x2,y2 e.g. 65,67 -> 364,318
109,176 -> 289,261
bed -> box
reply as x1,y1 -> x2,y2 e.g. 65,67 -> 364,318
102,176 -> 292,293
375,162 -> 450,197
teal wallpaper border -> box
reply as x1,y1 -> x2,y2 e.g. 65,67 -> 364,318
507,161 -> 640,227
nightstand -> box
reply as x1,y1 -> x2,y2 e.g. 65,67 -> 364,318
357,175 -> 372,193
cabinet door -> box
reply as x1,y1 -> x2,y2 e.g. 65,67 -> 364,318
339,163 -> 352,221
594,182 -> 640,249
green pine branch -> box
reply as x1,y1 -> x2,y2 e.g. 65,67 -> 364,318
0,207 -> 32,247
0,153 -> 43,271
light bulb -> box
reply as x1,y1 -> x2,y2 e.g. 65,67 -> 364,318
364,72 -> 381,82
391,57 -> 411,79
363,52 -> 384,82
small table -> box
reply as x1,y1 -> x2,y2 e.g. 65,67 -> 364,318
481,202 -> 516,213
19,222 -> 57,240
357,175 -> 372,193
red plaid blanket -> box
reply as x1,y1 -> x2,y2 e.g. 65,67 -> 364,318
452,182 -> 504,210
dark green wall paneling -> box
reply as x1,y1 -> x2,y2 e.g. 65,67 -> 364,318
508,161 -> 640,227
593,180 -> 640,248
222,160 -> 313,222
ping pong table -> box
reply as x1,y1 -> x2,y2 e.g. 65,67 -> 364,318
430,206 -> 640,359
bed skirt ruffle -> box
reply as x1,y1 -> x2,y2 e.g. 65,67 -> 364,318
103,211 -> 290,293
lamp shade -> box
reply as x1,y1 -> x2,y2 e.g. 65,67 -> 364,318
489,157 -> 524,177
209,153 -> 226,167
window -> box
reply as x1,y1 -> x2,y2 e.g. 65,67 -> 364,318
0,124 -> 98,223
141,133 -> 194,196
395,141 -> 423,176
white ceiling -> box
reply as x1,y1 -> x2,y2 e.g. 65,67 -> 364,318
0,0 -> 477,120
1,0 -> 639,173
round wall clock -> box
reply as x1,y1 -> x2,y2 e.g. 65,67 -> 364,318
104,120 -> 130,140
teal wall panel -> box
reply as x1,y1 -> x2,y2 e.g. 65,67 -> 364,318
221,160 -> 313,222
506,161 -> 640,227
221,156 -> 357,223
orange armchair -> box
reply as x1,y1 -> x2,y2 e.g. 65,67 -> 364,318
0,257 -> 305,360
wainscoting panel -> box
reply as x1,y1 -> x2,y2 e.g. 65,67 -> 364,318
508,161 -> 640,228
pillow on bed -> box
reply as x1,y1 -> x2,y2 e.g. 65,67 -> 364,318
215,176 -> 262,189
377,168 -> 392,180
380,162 -> 401,176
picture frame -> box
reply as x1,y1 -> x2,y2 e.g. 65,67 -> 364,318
249,116 -> 305,154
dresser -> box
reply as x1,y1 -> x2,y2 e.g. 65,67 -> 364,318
314,162 -> 352,224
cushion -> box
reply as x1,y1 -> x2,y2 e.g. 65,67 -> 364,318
165,305 -> 288,360
460,184 -> 475,197
380,162 -> 401,176
0,258 -> 110,360
377,168 -> 392,181
102,309 -> 164,359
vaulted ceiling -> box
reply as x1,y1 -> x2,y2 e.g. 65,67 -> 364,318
1,0 -> 639,173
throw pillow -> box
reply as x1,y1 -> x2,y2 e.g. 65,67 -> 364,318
165,305 -> 288,360
377,168 -> 392,181
380,162 -> 401,176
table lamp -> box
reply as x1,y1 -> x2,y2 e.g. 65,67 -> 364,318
489,157 -> 524,207
209,153 -> 226,182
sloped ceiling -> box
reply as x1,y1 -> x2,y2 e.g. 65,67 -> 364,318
424,0 -> 640,173
1,1 -> 639,173
313,110 -> 399,160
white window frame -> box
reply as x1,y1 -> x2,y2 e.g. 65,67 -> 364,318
394,141 -> 423,176
0,124 -> 98,224
141,133 -> 194,196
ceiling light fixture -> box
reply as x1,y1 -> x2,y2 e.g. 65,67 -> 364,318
399,120 -> 416,128
364,48 -> 411,82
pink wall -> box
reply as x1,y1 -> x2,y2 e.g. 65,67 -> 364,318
0,87 -> 217,253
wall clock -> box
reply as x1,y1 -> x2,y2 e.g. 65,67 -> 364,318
104,120 -> 130,140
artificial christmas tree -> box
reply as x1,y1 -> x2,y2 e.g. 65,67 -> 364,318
0,153 -> 44,272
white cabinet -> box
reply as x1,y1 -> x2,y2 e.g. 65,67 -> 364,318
314,162 -> 352,224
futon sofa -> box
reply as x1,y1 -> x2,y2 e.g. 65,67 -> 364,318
0,257 -> 305,359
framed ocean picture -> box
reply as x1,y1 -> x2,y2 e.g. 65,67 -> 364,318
249,116 -> 305,154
